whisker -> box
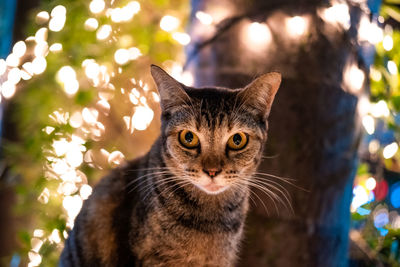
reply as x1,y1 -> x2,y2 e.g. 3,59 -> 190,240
253,172 -> 309,192
243,180 -> 282,215
248,178 -> 294,214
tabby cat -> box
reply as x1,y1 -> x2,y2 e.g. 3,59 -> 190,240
59,65 -> 281,267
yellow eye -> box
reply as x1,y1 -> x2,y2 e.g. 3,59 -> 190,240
227,132 -> 248,150
179,130 -> 200,148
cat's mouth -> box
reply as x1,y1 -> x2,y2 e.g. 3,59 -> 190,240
194,181 -> 228,195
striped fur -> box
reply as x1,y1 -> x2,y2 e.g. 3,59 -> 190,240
59,66 -> 281,267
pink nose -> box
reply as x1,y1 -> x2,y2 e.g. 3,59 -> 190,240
203,168 -> 221,178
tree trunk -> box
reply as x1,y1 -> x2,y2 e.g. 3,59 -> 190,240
186,0 -> 376,266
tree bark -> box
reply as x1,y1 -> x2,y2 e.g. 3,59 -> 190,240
187,0 -> 375,266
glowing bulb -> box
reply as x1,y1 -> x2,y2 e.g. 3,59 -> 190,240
128,47 -> 141,60
388,61 -> 397,75
108,151 -> 125,166
247,22 -> 272,46
57,66 -> 76,84
49,7 -> 66,32
160,15 -> 180,32
64,80 -> 79,95
90,0 -> 105,14
344,64 -> 365,93
110,8 -> 123,23
366,177 -> 377,190
6,54 -> 20,67
126,1 -> 140,14
34,42 -> 49,57
51,5 -> 66,17
52,139 -> 69,156
369,140 -> 379,154
195,11 -> 213,25
35,28 -> 48,42
69,111 -> 83,128
49,229 -> 61,244
358,17 -> 383,44
63,195 -> 83,219
32,57 -> 47,74
84,61 -> 100,79
362,115 -> 374,135
12,41 -> 27,57
1,81 -> 16,98
66,149 -> 83,167
33,229 -> 45,238
351,185 -> 369,210
36,11 -> 50,24
82,108 -> 99,124
172,32 -> 191,45
96,25 -> 112,40
371,100 -> 390,117
49,43 -> 63,52
132,106 -> 154,130
383,35 -> 393,51
28,251 -> 42,266
320,3 -> 350,29
114,49 -> 130,65
286,16 -> 308,37
7,68 -> 21,84
383,142 -> 398,159
84,18 -> 99,31
80,184 -> 93,200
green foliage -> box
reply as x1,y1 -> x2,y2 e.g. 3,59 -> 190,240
1,0 -> 189,265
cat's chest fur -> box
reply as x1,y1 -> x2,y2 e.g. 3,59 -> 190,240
132,195 -> 245,267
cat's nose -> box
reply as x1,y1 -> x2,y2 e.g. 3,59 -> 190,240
202,168 -> 222,178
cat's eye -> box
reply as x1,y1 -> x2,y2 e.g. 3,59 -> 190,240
227,132 -> 248,150
179,130 -> 200,149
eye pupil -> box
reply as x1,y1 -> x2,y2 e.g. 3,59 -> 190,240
233,134 -> 242,145
185,132 -> 194,143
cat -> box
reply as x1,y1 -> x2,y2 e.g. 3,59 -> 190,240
59,65 -> 281,267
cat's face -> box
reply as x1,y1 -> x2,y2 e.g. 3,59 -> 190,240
151,65 -> 281,195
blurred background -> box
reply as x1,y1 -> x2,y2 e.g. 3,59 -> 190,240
0,0 -> 399,266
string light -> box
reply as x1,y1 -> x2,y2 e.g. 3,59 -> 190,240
160,15 -> 180,32
49,6 -> 67,32
245,22 -> 272,49
172,32 -> 191,45
114,49 -> 130,65
12,41 -> 27,58
96,24 -> 112,40
36,11 -> 50,24
286,16 -> 308,37
387,61 -> 398,75
366,177 -> 377,191
89,0 -> 105,14
383,142 -> 398,159
1,81 -> 16,99
358,16 -> 383,44
32,57 -> 47,74
84,18 -> 99,31
319,2 -> 350,30
362,115 -> 375,135
383,35 -> 393,51
344,64 -> 365,93
195,11 -> 213,25
371,100 -> 390,117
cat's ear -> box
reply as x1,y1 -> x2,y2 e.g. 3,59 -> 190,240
239,72 -> 281,120
150,65 -> 190,112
